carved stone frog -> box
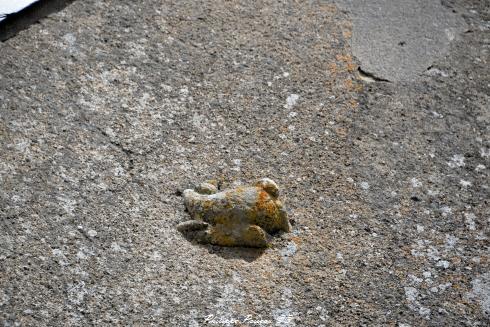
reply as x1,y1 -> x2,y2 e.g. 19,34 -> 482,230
177,178 -> 290,248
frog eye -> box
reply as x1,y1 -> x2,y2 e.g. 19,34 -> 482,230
196,182 -> 218,194
255,178 -> 280,197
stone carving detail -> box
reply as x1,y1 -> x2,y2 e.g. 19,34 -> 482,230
178,178 -> 290,248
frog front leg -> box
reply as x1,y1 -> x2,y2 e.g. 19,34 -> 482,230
176,220 -> 212,244
182,181 -> 220,220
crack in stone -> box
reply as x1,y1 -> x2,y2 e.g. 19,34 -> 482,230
358,67 -> 391,83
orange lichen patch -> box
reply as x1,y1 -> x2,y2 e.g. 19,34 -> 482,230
290,236 -> 302,245
342,29 -> 352,39
255,190 -> 278,218
336,54 -> 352,63
344,79 -> 354,90
318,3 -> 337,13
257,190 -> 269,207
346,62 -> 357,72
335,54 -> 358,78
328,62 -> 338,76
349,99 -> 359,109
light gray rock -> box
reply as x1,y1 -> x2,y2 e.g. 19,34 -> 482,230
336,0 -> 467,81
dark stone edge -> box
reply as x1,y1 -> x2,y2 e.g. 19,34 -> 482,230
0,0 -> 75,42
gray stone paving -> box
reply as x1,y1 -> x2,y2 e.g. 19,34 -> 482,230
0,0 -> 488,326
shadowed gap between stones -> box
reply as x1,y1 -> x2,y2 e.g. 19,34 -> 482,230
0,0 -> 76,42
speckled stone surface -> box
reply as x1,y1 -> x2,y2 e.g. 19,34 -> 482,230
0,0 -> 488,326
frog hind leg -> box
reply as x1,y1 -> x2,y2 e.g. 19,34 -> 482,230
241,225 -> 270,248
206,224 -> 269,248
177,220 -> 209,232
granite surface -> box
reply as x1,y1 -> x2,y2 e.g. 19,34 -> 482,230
0,0 -> 488,326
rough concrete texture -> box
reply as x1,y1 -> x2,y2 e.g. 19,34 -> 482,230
0,0 -> 488,326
